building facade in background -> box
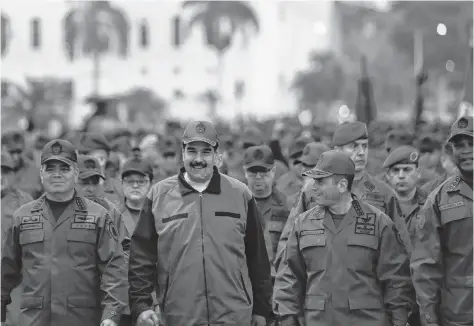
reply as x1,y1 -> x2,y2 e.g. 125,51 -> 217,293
1,0 -> 340,126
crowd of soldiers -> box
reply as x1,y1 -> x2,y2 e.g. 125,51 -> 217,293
0,115 -> 472,326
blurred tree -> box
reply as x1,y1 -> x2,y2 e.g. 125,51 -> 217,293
63,1 -> 130,95
119,88 -> 167,126
1,13 -> 11,57
182,1 -> 259,117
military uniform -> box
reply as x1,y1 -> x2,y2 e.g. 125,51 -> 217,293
273,151 -> 414,326
410,116 -> 474,326
1,139 -> 129,326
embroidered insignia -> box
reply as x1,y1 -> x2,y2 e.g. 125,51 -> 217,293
51,142 -> 62,155
458,117 -> 468,129
20,215 -> 41,224
105,214 -> 119,242
75,197 -> 86,211
352,200 -> 364,216
439,201 -> 465,211
355,215 -> 376,236
447,176 -> 461,192
416,213 -> 426,230
84,159 -> 96,169
301,230 -> 324,236
71,223 -> 96,230
364,181 -> 375,192
74,215 -> 97,223
362,213 -> 376,223
196,122 -> 206,134
31,197 -> 45,212
410,152 -> 419,162
19,223 -> 43,231
254,148 -> 264,160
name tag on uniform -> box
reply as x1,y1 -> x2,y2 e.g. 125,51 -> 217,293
301,229 -> 324,236
439,201 -> 465,211
19,215 -> 43,231
74,215 -> 97,223
71,223 -> 96,230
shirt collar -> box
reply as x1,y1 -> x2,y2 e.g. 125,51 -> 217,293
178,166 -> 221,195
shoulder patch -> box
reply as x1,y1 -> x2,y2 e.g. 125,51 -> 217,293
439,201 -> 465,211
392,225 -> 404,246
75,197 -> 87,211
364,181 -> 375,192
447,176 -> 461,192
352,200 -> 364,216
416,213 -> 426,230
106,214 -> 119,242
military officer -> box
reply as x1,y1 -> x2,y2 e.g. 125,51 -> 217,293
411,116 -> 473,326
421,142 -> 458,195
273,151 -> 414,326
1,139 -> 128,326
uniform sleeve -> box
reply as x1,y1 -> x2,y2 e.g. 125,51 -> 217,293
377,216 -> 415,326
410,198 -> 443,326
273,218 -> 305,323
274,190 -> 307,271
128,197 -> 158,319
245,197 -> 272,318
1,220 -> 21,322
96,211 -> 129,324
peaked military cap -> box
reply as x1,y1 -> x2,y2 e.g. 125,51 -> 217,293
243,145 -> 274,169
77,155 -> 105,180
41,139 -> 77,165
295,142 -> 330,166
448,115 -> 473,142
303,150 -> 355,179
121,157 -> 153,179
183,121 -> 218,147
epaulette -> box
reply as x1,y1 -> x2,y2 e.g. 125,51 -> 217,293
75,197 -> 87,211
30,196 -> 45,213
446,176 -> 461,192
352,200 -> 364,216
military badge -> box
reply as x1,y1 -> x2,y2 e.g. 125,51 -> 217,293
196,122 -> 206,134
458,117 -> 468,129
364,181 -> 375,192
84,159 -> 96,169
106,215 -> 119,242
410,152 -> 418,162
254,148 -> 264,160
51,142 -> 62,155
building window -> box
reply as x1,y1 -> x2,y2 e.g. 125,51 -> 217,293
31,17 -> 41,49
139,20 -> 149,48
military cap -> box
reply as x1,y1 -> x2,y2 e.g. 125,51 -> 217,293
295,142 -> 330,166
182,120 -> 218,147
383,146 -> 420,169
303,150 -> 355,179
1,130 -> 25,151
41,139 -> 78,165
81,132 -> 111,152
121,157 -> 153,179
1,152 -> 14,170
77,155 -> 105,180
448,115 -> 473,142
243,145 -> 274,169
242,127 -> 263,148
415,134 -> 442,153
289,135 -> 314,159
332,121 -> 368,147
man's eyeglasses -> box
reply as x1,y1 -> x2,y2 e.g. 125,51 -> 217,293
247,170 -> 271,178
123,179 -> 150,186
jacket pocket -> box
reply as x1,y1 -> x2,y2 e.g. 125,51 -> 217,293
347,236 -> 378,273
20,296 -> 43,309
348,296 -> 383,310
67,231 -> 96,243
19,230 -> 44,245
304,295 -> 325,310
67,296 -> 97,308
66,231 -> 97,264
299,234 -> 326,272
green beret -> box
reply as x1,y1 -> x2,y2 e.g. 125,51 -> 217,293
332,121 -> 368,147
383,145 -> 419,169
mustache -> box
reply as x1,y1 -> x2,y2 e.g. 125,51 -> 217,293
190,161 -> 207,168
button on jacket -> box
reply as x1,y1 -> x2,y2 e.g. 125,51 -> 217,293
411,175 -> 473,326
273,200 -> 414,326
128,167 -> 272,326
1,194 -> 128,326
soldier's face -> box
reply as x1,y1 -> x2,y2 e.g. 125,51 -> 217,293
77,175 -> 102,199
1,167 -> 15,192
182,142 -> 216,183
339,139 -> 368,172
245,166 -> 275,197
122,172 -> 151,201
311,176 -> 346,206
387,164 -> 419,193
451,135 -> 473,172
40,161 -> 78,195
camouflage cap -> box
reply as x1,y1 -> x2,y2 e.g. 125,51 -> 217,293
383,146 -> 420,169
295,142 -> 330,166
41,139 -> 78,165
1,152 -> 14,170
303,150 -> 355,179
243,145 -> 274,169
448,116 -> 473,142
332,121 -> 368,147
121,157 -> 153,179
77,155 -> 105,180
182,121 -> 218,147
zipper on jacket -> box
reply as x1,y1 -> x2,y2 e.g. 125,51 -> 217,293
199,192 -> 211,324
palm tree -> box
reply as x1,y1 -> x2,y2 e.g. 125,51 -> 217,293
1,13 -> 11,57
63,1 -> 129,95
182,1 -> 259,117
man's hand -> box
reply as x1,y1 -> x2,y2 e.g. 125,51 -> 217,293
251,314 -> 266,326
100,319 -> 117,326
137,309 -> 161,326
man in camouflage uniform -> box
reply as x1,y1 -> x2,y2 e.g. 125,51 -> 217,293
273,151 -> 414,326
1,139 -> 128,326
1,130 -> 43,199
411,116 -> 473,326
1,152 -> 33,326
